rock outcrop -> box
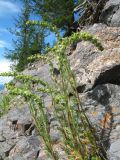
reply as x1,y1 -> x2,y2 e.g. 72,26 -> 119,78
100,0 -> 120,26
0,0 -> 120,159
0,104 -> 40,160
70,23 -> 120,91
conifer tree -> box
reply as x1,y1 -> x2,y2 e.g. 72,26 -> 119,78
5,0 -> 46,71
31,0 -> 79,35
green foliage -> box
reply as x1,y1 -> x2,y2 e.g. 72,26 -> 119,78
5,0 -> 46,71
31,0 -> 76,30
0,22 -> 107,160
0,94 -> 12,117
26,20 -> 60,40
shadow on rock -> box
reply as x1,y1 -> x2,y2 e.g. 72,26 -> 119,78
87,85 -> 114,150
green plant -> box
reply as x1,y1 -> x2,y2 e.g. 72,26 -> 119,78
0,21 -> 107,160
0,94 -> 13,117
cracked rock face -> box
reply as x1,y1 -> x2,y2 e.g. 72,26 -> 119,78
68,23 -> 120,159
100,0 -> 120,26
79,84 -> 120,159
0,105 -> 41,160
69,23 -> 120,91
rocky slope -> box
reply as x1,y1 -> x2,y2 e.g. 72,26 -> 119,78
69,23 -> 120,160
0,0 -> 120,159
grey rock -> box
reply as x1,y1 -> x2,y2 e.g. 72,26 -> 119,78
79,84 -> 120,159
108,140 -> 120,160
0,134 -> 6,142
68,23 -> 120,159
69,23 -> 120,91
49,128 -> 61,143
9,136 -> 40,160
0,105 -> 40,159
37,150 -> 52,160
100,0 -> 120,26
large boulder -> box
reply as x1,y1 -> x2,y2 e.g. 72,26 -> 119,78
69,23 -> 120,92
68,23 -> 120,159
